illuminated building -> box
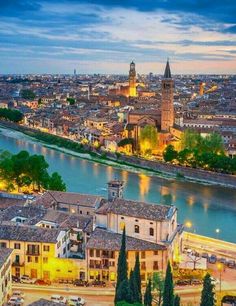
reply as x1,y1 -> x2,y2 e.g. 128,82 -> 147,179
199,81 -> 205,96
0,224 -> 83,282
129,61 -> 137,97
161,59 -> 174,132
0,248 -> 12,305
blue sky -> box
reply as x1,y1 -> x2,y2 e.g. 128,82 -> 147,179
0,0 -> 236,74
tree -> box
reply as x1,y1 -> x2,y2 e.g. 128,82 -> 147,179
200,273 -> 215,306
28,154 -> 50,190
174,295 -> 180,306
163,145 -> 178,162
0,108 -> 24,122
139,125 -> 158,155
115,227 -> 128,303
152,272 -> 164,306
48,172 -> 66,191
133,254 -> 142,303
20,89 -> 36,100
144,278 -> 152,306
116,279 -> 133,304
67,97 -> 76,105
163,261 -> 174,306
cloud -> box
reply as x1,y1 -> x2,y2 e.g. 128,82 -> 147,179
0,0 -> 235,73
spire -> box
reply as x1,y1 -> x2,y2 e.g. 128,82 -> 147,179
164,59 -> 171,79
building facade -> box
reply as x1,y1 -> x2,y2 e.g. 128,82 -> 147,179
129,61 -> 137,97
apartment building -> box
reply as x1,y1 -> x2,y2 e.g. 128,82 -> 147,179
0,248 -> 12,306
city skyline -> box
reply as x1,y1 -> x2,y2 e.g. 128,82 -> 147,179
0,0 -> 236,74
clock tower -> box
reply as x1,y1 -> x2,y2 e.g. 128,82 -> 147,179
161,60 -> 174,132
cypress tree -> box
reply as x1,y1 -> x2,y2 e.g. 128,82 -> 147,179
133,253 -> 142,303
200,273 -> 216,306
163,261 -> 174,306
115,227 -> 128,303
174,294 -> 181,306
144,278 -> 152,306
129,270 -> 135,304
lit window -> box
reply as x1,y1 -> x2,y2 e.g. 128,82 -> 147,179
134,225 -> 139,233
43,245 -> 50,252
43,257 -> 48,264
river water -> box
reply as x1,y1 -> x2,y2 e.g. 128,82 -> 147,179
0,127 -> 236,242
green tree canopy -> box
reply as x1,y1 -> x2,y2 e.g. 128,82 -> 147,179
139,125 -> 158,155
200,273 -> 215,306
20,89 -> 36,100
115,227 -> 128,304
0,108 -> 24,122
163,261 -> 174,306
48,172 -> 66,191
67,97 -> 76,105
152,271 -> 164,306
163,145 -> 178,162
144,278 -> 152,306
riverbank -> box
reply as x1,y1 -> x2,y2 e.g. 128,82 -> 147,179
1,120 -> 236,188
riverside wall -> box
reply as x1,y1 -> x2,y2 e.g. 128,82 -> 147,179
1,120 -> 236,188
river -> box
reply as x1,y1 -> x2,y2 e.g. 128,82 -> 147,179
0,127 -> 236,242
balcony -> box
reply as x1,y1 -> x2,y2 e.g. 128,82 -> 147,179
26,251 -> 40,256
12,261 -> 24,267
89,265 -> 109,270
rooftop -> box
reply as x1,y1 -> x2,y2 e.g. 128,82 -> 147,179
0,248 -> 12,269
35,191 -> 103,209
97,198 -> 174,221
0,224 -> 62,243
86,228 -> 166,251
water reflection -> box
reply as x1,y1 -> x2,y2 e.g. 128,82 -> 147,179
1,129 -> 236,242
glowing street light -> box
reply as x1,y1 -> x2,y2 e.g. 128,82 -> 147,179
185,221 -> 192,229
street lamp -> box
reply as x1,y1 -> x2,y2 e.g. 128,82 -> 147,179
185,221 -> 192,229
217,263 -> 223,300
215,228 -> 220,239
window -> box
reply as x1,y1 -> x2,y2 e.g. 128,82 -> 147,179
63,247 -> 66,254
80,210 -> 82,214
134,225 -> 140,233
141,262 -> 146,270
141,251 -> 145,259
121,217 -> 124,220
87,211 -> 90,215
149,228 -> 154,236
27,244 -> 39,255
96,249 -> 100,257
153,261 -> 159,270
35,257 -> 39,263
0,242 -> 6,248
43,245 -> 50,252
89,249 -> 94,257
15,255 -> 20,264
153,251 -> 158,256
27,256 -> 32,263
43,257 -> 48,264
57,241 -> 61,248
135,219 -> 139,222
14,243 -> 21,250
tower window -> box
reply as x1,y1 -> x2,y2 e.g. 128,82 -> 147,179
134,225 -> 140,234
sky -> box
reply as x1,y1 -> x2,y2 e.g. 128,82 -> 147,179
0,0 -> 236,74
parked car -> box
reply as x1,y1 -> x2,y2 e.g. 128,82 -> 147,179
35,279 -> 51,285
7,296 -> 24,306
12,276 -> 20,283
210,277 -> 220,285
208,255 -> 217,264
50,295 -> 67,304
227,260 -> 235,268
12,291 -> 25,298
219,257 -> 227,265
20,274 -> 36,284
175,279 -> 190,286
89,280 -> 106,287
67,296 -> 85,306
73,279 -> 88,287
201,253 -> 209,259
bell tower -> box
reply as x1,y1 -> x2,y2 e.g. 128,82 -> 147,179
161,60 -> 174,132
129,61 -> 137,97
107,180 -> 124,201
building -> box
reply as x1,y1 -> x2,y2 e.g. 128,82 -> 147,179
35,190 -> 103,216
129,61 -> 137,97
86,227 -> 167,283
0,224 -> 74,281
161,60 -> 174,132
0,248 -> 12,306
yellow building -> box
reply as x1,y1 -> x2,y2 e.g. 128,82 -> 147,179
0,248 -> 12,306
86,228 -> 168,283
0,224 -> 84,282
